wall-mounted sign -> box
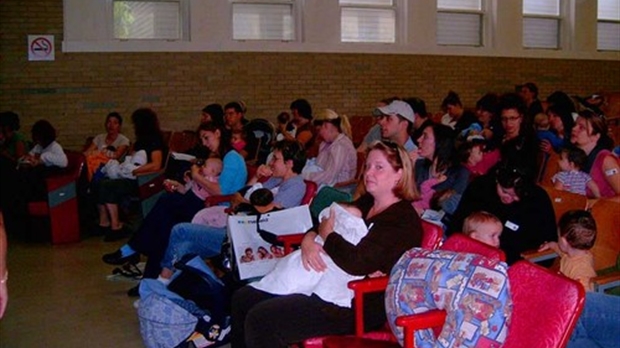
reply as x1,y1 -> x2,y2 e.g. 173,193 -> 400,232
28,35 -> 55,61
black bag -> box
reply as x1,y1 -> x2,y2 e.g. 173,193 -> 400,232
167,254 -> 230,323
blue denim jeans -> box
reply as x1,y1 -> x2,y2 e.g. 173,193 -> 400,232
160,222 -> 227,271
567,292 -> 620,348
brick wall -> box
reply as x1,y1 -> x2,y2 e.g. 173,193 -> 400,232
2,0 -> 620,150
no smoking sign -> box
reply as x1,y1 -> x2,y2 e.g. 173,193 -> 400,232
28,35 -> 55,61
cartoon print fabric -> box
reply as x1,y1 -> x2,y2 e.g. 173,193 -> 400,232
385,248 -> 512,348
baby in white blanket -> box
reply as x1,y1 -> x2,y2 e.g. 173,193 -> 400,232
101,150 -> 147,179
250,202 -> 369,308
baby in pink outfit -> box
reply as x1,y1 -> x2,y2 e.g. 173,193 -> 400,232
164,157 -> 222,201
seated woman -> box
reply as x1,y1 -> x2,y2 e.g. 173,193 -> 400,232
571,109 -> 620,198
449,161 -> 557,265
7,119 -> 68,234
17,119 -> 68,200
156,139 -> 307,282
93,108 -> 166,242
302,109 -> 357,187
102,121 -> 247,294
231,140 -> 423,348
83,112 -> 130,181
414,123 -> 469,216
0,112 -> 29,215
498,93 -> 540,180
165,105 -> 224,183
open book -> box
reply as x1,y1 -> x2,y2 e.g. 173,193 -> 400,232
170,152 -> 196,162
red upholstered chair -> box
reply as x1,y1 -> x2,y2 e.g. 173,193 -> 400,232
387,261 -> 586,348
27,150 -> 85,244
317,233 -> 505,348
300,220 -> 444,348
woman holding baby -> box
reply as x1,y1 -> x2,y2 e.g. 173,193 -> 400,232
231,140 -> 423,348
101,121 -> 247,296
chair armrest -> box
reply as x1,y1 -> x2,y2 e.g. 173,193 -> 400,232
135,170 -> 166,201
521,248 -> 558,263
396,310 -> 447,348
347,276 -> 390,337
592,271 -> 620,293
348,276 -> 389,293
277,234 -> 304,255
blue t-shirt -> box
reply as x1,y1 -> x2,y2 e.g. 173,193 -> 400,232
219,150 -> 247,195
263,175 -> 307,208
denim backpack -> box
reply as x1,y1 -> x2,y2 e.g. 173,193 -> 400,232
138,255 -> 231,348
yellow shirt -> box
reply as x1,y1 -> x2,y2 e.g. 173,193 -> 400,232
560,252 -> 596,292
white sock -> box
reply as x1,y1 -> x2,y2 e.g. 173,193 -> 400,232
156,276 -> 171,286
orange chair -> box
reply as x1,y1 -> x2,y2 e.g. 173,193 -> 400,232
542,185 -> 589,223
136,130 -> 198,216
27,150 -> 85,244
589,198 -> 620,270
300,220 -> 444,348
324,261 -> 585,348
317,233 -> 504,348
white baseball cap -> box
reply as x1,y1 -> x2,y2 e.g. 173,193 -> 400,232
375,100 -> 415,123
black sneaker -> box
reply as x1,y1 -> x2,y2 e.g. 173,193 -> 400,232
127,284 -> 140,297
102,250 -> 140,265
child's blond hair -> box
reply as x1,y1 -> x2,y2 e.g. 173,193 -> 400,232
463,211 -> 502,235
534,112 -> 550,130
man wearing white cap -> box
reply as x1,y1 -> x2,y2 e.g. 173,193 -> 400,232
374,100 -> 418,156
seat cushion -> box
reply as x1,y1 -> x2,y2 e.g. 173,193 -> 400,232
385,248 -> 512,348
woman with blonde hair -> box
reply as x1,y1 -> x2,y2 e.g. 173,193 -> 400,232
302,109 -> 356,186
232,140 -> 423,347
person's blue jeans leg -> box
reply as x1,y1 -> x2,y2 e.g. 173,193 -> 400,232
567,292 -> 620,348
161,223 -> 227,271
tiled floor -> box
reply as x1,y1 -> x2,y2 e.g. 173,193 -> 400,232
0,236 -> 145,347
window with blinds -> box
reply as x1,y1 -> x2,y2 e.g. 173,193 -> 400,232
522,0 -> 560,49
436,0 -> 483,46
597,0 -> 620,51
232,2 -> 295,41
340,0 -> 396,43
113,0 -> 182,40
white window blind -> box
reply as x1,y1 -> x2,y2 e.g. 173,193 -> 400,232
437,0 -> 483,46
232,2 -> 294,41
522,0 -> 560,49
340,0 -> 396,43
597,0 -> 620,51
113,1 -> 181,40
